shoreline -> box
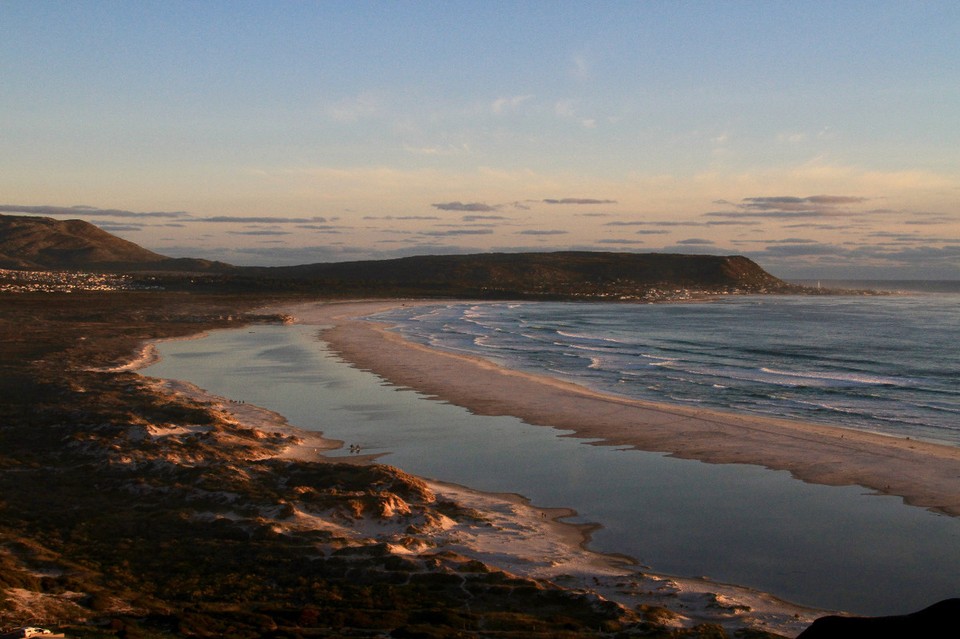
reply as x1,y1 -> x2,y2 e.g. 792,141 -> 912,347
133,300 -> 827,636
290,299 -> 960,518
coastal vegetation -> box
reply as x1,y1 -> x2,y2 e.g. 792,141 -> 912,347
0,292 -> 790,637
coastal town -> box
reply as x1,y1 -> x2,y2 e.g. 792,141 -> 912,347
0,269 -> 156,294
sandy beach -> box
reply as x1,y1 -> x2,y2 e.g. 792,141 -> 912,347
120,296 -> 960,636
137,320 -> 826,636
290,299 -> 960,518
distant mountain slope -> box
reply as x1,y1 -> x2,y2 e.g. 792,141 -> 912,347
0,213 -> 794,299
0,214 -> 224,272
0,214 -> 166,269
254,251 -> 792,299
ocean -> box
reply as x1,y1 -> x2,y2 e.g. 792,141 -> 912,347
143,289 -> 960,616
372,290 -> 960,446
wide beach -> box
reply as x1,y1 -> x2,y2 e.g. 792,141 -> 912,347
134,299 -> 837,637
295,300 -> 960,518
135,296 -> 960,632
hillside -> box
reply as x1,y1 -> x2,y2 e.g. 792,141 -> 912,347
0,214 -> 166,269
252,251 -> 793,299
0,214 -> 225,272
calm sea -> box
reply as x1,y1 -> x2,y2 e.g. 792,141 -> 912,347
143,289 -> 960,616
372,289 -> 960,446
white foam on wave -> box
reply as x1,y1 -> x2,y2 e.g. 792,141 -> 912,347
648,359 -> 678,367
760,367 -> 904,386
556,329 -> 633,346
568,343 -> 606,353
641,353 -> 675,362
899,399 -> 960,415
389,299 -> 960,445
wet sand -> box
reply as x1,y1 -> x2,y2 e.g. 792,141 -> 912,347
290,300 -> 960,518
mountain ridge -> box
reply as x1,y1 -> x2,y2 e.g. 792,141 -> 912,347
0,213 -> 795,298
250,250 -> 791,298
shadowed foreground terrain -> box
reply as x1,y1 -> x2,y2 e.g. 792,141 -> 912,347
0,291 -> 788,638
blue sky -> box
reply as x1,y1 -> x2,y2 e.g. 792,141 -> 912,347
2,1 -> 958,278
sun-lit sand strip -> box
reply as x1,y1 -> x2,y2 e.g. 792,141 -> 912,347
290,300 -> 960,518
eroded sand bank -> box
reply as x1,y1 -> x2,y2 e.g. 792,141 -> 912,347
292,300 -> 960,518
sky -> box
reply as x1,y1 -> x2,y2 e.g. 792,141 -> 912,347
1,1 -> 958,279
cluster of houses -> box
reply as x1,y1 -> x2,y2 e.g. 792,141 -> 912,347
0,269 -> 150,293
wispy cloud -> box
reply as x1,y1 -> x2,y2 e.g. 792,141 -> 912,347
553,99 -> 597,128
604,221 -> 652,227
767,237 -> 820,244
0,204 -> 189,218
705,219 -> 762,226
570,52 -> 590,80
903,214 -> 958,225
421,228 -> 495,237
517,229 -> 568,236
596,238 -> 645,245
404,143 -> 471,156
462,215 -> 509,222
543,198 -> 617,205
781,222 -> 857,230
491,94 -> 533,114
706,210 -> 819,220
742,195 -> 869,210
706,194 -> 872,219
227,229 -> 292,237
758,243 -> 844,257
326,93 -> 379,122
297,224 -> 343,233
199,215 -> 332,224
363,215 -> 440,221
605,219 -> 702,228
739,239 -> 960,278
777,132 -> 807,144
431,201 -> 499,212
94,222 -> 149,233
